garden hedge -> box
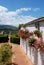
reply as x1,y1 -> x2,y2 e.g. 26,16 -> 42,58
10,35 -> 20,44
0,34 -> 9,43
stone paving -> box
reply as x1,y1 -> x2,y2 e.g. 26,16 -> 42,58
12,43 -> 34,65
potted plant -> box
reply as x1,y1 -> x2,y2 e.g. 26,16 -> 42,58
34,30 -> 42,37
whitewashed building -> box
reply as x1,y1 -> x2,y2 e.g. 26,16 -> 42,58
20,17 -> 44,65
23,16 -> 44,40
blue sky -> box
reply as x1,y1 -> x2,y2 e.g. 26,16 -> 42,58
0,0 -> 44,26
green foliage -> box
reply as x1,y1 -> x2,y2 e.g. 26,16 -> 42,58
28,37 -> 36,47
0,34 -> 8,43
11,34 -> 18,37
34,30 -> 42,37
10,35 -> 20,44
18,24 -> 24,29
0,43 -> 12,65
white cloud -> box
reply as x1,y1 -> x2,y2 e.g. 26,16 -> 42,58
33,8 -> 40,11
0,6 -> 8,12
15,8 -> 31,15
0,6 -> 36,26
13,15 -> 36,26
6,8 -> 31,16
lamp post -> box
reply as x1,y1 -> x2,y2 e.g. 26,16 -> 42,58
8,32 -> 11,43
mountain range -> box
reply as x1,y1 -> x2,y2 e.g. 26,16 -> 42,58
0,25 -> 18,30
0,25 -> 18,34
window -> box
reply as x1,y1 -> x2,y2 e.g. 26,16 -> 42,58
35,23 -> 40,30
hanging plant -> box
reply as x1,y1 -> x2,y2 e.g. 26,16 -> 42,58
34,37 -> 44,51
34,30 -> 42,37
18,30 -> 30,39
28,37 -> 36,47
30,32 -> 33,36
18,30 -> 24,38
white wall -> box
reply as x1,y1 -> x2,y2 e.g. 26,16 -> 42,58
25,24 -> 37,32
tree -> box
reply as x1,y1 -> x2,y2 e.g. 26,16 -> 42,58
18,24 -> 24,29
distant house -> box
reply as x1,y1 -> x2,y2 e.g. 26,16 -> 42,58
22,16 -> 44,39
0,31 -> 4,34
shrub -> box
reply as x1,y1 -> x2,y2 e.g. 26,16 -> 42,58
10,35 -> 20,44
0,43 -> 12,65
